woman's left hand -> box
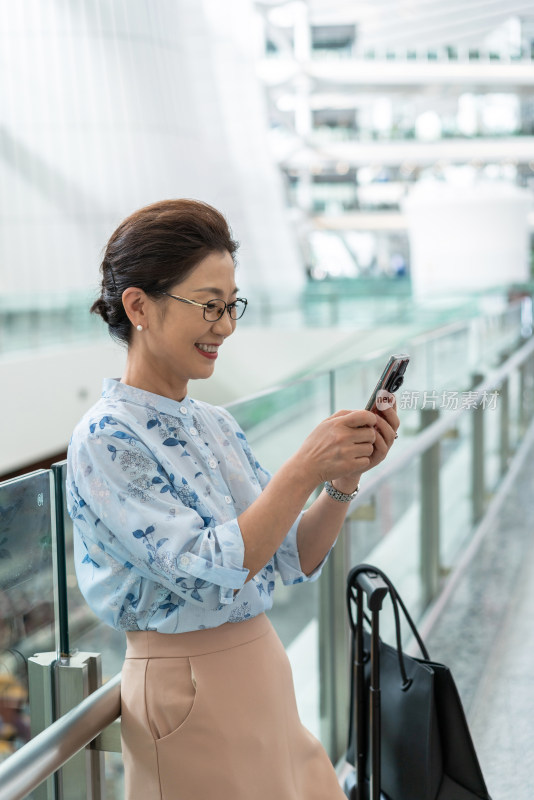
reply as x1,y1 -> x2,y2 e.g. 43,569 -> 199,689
329,400 -> 400,494
367,400 -> 400,470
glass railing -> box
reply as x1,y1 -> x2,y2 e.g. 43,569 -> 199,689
311,126 -> 534,144
226,299 -> 531,751
290,45 -> 534,64
1,283 -> 531,355
0,298 -> 533,793
0,470 -> 56,765
0,292 -> 109,355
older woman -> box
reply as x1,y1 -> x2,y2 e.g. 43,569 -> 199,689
67,199 -> 399,800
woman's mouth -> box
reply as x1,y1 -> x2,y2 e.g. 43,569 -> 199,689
195,343 -> 219,360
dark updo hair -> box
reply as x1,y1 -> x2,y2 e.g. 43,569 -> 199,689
91,199 -> 239,345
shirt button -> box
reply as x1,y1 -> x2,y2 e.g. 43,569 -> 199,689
209,459 -> 217,469
224,495 -> 232,504
180,406 -> 188,415
189,427 -> 198,436
180,554 -> 191,566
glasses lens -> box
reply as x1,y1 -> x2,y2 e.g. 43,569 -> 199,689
229,299 -> 247,320
204,300 -> 226,321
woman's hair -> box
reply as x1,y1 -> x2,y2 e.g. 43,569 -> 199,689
91,199 -> 239,345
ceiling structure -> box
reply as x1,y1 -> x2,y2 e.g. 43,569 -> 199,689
259,0 -> 534,52
255,0 -> 534,275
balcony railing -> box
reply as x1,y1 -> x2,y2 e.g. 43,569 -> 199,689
0,300 -> 533,797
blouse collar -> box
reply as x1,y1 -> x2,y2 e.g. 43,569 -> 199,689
101,378 -> 196,418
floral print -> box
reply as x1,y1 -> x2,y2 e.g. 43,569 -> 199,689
67,379 -> 328,633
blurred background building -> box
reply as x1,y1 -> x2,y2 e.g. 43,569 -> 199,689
256,0 -> 534,290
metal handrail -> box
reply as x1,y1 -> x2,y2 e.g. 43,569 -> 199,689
0,672 -> 121,800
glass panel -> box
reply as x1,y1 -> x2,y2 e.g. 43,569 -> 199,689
345,455 -> 422,643
439,412 -> 472,570
228,373 -> 332,476
105,751 -> 125,800
54,461 -> 126,680
0,470 -> 56,763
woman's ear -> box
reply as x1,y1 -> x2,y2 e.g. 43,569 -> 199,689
121,287 -> 148,331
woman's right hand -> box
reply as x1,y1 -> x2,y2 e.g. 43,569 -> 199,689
238,408 -> 377,581
295,409 -> 377,487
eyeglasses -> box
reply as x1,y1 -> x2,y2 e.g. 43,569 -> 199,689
162,292 -> 248,321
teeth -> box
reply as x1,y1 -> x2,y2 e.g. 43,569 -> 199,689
197,344 -> 218,353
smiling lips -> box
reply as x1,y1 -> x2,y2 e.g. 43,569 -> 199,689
195,343 -> 219,360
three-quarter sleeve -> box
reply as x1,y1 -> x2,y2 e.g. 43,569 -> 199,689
273,511 -> 331,585
70,427 -> 250,609
223,409 -> 329,585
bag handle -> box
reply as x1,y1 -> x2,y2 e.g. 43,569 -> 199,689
347,564 -> 431,687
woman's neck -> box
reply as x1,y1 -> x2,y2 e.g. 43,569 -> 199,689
121,351 -> 188,403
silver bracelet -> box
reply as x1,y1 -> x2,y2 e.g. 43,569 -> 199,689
324,480 -> 359,502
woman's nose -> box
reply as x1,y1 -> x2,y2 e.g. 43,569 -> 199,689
211,310 -> 235,336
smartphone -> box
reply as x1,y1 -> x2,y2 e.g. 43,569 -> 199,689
366,354 -> 410,412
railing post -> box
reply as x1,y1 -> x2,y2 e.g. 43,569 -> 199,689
497,352 -> 511,476
526,351 -> 534,426
318,522 -> 351,761
28,653 -> 106,800
28,654 -> 59,800
519,360 -> 528,434
56,653 -> 105,800
329,294 -> 339,326
499,376 -> 510,476
472,372 -> 485,524
419,407 -> 441,607
518,348 -> 534,433
51,463 -> 70,660
318,369 -> 350,760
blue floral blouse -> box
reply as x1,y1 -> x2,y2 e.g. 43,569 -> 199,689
66,379 -> 328,633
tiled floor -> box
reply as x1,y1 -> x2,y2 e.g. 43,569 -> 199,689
423,431 -> 534,800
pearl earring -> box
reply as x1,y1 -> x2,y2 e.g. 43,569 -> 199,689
136,324 -> 143,332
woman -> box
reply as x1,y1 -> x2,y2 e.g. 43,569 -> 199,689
67,199 -> 399,800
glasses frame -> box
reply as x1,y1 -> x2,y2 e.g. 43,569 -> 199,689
161,292 -> 248,321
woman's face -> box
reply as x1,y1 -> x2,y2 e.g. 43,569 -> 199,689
139,249 -> 238,397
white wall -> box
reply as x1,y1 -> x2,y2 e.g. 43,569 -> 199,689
403,180 -> 532,297
0,342 -> 126,473
0,0 -> 304,299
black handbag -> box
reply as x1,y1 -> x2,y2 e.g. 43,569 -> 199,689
346,564 -> 492,800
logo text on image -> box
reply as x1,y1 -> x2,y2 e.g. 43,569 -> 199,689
376,389 -> 395,410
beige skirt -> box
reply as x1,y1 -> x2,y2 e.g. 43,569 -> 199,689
121,613 -> 345,800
